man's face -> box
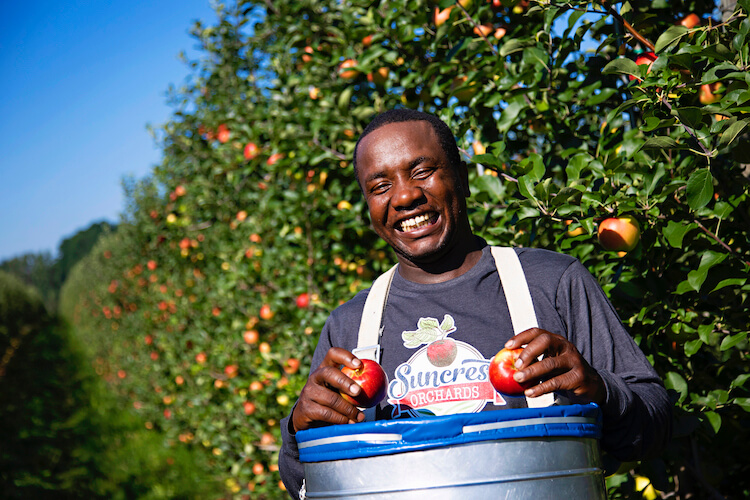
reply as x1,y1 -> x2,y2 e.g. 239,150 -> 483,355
355,120 -> 471,265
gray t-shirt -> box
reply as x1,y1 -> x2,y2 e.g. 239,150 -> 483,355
279,243 -> 671,497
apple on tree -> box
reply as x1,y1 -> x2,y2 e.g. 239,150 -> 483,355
597,215 -> 641,252
340,359 -> 388,408
296,292 -> 310,308
489,347 -> 534,396
629,52 -> 657,81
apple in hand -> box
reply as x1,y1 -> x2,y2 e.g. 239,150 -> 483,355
597,215 -> 641,252
340,359 -> 388,408
489,348 -> 534,396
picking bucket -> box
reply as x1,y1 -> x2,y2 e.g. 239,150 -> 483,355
297,403 -> 606,499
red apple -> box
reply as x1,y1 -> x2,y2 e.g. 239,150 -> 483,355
473,24 -> 494,37
243,401 -> 256,415
340,359 -> 388,408
301,45 -> 314,62
489,348 -> 534,396
266,153 -> 284,166
699,83 -> 722,105
296,292 -> 310,308
260,304 -> 274,320
283,357 -> 300,374
243,329 -> 259,344
597,215 -> 641,252
427,338 -> 457,367
339,59 -> 359,79
629,52 -> 657,81
244,142 -> 259,160
217,124 -> 230,143
680,13 -> 700,29
367,67 -> 389,86
434,6 -> 454,27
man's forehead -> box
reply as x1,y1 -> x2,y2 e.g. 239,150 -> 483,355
359,120 -> 439,155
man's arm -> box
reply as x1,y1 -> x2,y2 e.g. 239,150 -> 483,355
278,322 -> 365,498
509,258 -> 672,461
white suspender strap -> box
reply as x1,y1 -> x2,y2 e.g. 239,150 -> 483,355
354,264 -> 398,362
354,264 -> 397,421
490,247 -> 538,334
490,246 -> 554,408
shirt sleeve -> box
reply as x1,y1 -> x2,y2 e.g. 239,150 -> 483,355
555,259 -> 672,461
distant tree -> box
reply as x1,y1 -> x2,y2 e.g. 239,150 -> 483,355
56,221 -> 117,286
0,221 -> 116,312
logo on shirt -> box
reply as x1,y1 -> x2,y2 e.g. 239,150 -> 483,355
386,314 -> 506,417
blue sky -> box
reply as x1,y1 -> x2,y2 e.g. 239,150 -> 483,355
0,1 -> 218,261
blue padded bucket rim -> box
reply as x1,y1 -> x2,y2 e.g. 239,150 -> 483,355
297,403 -> 601,463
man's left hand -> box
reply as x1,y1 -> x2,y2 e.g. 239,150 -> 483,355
504,328 -> 606,405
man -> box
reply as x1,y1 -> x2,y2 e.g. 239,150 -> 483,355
279,109 -> 671,498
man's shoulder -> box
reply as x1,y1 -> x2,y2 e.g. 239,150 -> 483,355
328,287 -> 370,323
511,247 -> 582,286
514,246 -> 578,268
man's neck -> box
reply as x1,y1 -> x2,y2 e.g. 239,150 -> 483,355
396,236 -> 485,284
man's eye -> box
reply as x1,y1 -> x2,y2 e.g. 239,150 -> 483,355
370,183 -> 389,194
413,168 -> 433,179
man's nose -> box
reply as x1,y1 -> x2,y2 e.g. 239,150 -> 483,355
392,181 -> 426,210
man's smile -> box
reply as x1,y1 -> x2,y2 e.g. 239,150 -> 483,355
397,212 -> 439,233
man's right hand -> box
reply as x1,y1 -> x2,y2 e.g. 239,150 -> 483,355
291,347 -> 366,433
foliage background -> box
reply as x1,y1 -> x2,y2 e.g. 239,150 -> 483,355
4,0 -> 748,498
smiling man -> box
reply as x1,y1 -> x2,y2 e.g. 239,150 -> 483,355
278,109 -> 671,499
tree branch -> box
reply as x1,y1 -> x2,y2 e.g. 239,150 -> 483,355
600,0 -> 655,52
455,2 -> 499,56
694,219 -> 750,267
312,137 -> 347,160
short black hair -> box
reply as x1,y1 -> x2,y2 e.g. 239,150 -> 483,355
353,109 -> 462,178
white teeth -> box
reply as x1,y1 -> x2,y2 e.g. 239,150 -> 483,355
400,214 -> 432,232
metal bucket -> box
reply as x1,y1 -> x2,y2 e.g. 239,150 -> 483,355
297,404 -> 606,499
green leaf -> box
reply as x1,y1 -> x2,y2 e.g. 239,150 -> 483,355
719,120 -> 748,148
730,373 -> 750,390
675,280 -> 696,295
655,25 -> 689,53
675,107 -> 703,130
642,136 -> 679,150
500,39 -> 526,57
497,101 -> 524,133
687,250 -> 728,291
474,174 -> 505,199
518,174 -> 538,201
703,411 -> 722,434
684,338 -> 703,356
698,324 -> 714,343
665,371 -> 688,404
586,88 -> 617,106
550,187 -> 583,206
734,397 -> 750,412
710,277 -> 746,293
662,221 -> 694,248
565,153 -> 590,180
720,332 -> 747,351
471,153 -> 502,167
686,168 -> 714,210
439,314 -> 456,333
602,58 -> 639,78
